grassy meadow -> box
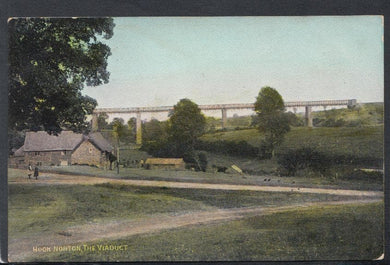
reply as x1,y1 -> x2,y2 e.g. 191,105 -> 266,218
31,202 -> 383,261
9,181 -> 365,238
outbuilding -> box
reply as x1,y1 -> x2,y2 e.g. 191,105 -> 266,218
144,158 -> 185,170
8,146 -> 25,168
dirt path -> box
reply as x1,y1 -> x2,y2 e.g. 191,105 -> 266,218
8,198 -> 380,262
9,172 -> 383,197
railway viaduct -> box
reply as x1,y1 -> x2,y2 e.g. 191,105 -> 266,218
92,99 -> 357,145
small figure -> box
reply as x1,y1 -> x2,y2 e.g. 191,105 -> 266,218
27,164 -> 33,179
34,166 -> 39,180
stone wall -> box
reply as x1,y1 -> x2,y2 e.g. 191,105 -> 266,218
71,140 -> 109,168
25,150 -> 72,166
8,156 -> 25,169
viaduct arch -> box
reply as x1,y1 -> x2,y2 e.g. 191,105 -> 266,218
92,99 -> 357,145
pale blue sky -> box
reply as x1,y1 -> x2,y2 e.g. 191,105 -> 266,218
83,16 -> 384,108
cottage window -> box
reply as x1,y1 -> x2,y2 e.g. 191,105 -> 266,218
34,152 -> 40,156
61,151 -> 66,155
37,162 -> 42,166
89,147 -> 93,153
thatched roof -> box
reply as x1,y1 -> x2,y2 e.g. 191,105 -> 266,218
23,131 -> 113,152
145,158 -> 184,165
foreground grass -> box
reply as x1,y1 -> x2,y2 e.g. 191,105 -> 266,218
9,182 -> 364,238
8,184 -> 212,237
33,202 -> 383,261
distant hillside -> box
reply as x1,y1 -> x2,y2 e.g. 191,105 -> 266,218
312,102 -> 383,127
200,126 -> 383,164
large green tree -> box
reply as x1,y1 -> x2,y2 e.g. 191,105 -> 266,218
8,18 -> 115,133
97,112 -> 109,130
127,117 -> 137,138
142,119 -> 168,143
110,118 -> 132,144
254,86 -> 290,157
168,98 -> 206,156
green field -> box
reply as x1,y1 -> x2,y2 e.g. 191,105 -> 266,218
9,182 -> 363,238
31,202 -> 383,261
201,126 -> 383,162
8,183 -> 210,238
196,125 -> 384,184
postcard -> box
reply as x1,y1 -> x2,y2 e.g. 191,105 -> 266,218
7,16 -> 384,262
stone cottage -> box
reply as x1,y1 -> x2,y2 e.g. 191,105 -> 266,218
12,131 -> 113,168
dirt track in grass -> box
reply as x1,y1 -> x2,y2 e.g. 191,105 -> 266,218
8,198 -> 381,262
8,171 -> 383,197
8,171 -> 383,261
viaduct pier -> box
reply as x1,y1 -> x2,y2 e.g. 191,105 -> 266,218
92,99 -> 357,145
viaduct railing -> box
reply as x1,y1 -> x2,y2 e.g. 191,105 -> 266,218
92,99 -> 357,145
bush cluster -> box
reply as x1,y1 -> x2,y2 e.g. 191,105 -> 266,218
140,140 -> 172,158
313,118 -> 347,127
184,151 -> 208,172
339,168 -> 383,181
313,117 -> 369,127
277,147 -> 383,178
313,117 -> 381,127
277,148 -> 331,176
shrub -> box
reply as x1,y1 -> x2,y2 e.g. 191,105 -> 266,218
277,147 -> 331,177
183,151 -> 208,172
313,118 -> 346,127
337,167 -> 383,181
198,152 -> 208,172
141,140 -> 178,158
285,111 -> 304,127
258,140 -> 273,159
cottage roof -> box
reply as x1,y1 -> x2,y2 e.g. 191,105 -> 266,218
23,131 -> 84,152
23,131 -> 113,152
145,158 -> 184,165
13,146 -> 24,157
88,132 -> 113,152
